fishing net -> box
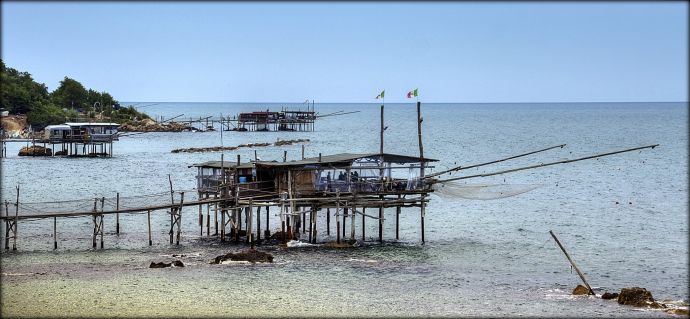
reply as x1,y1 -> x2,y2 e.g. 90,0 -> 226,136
432,181 -> 543,200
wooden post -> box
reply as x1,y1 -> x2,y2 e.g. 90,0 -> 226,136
199,198 -> 203,236
265,205 -> 270,238
206,202 -> 210,236
248,200 -> 254,249
336,191 -> 341,244
549,230 -> 596,295
417,101 -> 425,177
396,194 -> 401,240
53,217 -> 57,250
256,205 -> 261,244
4,201 -> 9,250
380,104 -> 384,155
326,208 -> 330,236
177,192 -> 184,245
92,198 -> 98,248
283,150 -> 287,162
115,192 -> 120,235
13,186 -> 19,250
100,197 -> 104,249
147,210 -> 152,246
342,207 -> 347,239
379,195 -> 384,243
301,144 -> 305,160
221,204 -> 226,242
350,201 -> 355,240
214,201 -> 218,236
308,206 -> 313,243
302,207 -> 306,234
421,195 -> 425,244
362,207 -> 366,241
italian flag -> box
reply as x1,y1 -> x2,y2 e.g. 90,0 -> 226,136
407,88 -> 418,98
376,90 -> 385,99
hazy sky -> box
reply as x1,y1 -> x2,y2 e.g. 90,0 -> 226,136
1,2 -> 687,103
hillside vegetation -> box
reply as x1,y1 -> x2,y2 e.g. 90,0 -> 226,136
1,60 -> 150,129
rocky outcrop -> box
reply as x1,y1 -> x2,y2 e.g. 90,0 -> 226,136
120,119 -> 193,132
572,285 -> 591,295
18,146 -> 52,156
601,292 -> 619,300
210,249 -> 274,264
618,287 -> 665,308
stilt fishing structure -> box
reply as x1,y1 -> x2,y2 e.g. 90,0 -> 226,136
0,102 -> 658,250
22,122 -> 119,157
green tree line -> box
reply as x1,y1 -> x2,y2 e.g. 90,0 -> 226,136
1,60 -> 150,128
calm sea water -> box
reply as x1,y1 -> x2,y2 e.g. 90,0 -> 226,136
1,102 -> 687,317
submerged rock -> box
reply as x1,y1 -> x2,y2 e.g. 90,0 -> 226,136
618,287 -> 663,308
601,292 -> 619,300
211,249 -> 273,264
149,261 -> 172,268
572,285 -> 591,295
322,239 -> 358,248
18,146 -> 52,156
665,308 -> 689,316
149,259 -> 184,268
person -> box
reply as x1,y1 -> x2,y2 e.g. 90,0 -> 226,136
338,171 -> 345,181
326,172 -> 332,191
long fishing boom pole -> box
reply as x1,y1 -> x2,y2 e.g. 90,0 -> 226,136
435,144 -> 659,183
425,144 -> 566,179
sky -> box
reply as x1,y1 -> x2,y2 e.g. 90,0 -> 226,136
1,2 -> 687,103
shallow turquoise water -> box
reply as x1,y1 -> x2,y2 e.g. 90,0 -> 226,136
1,102 -> 687,317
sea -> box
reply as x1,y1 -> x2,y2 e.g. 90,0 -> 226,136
0,102 -> 687,317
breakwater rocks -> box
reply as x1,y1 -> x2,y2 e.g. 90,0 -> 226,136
120,119 -> 193,132
18,146 -> 52,156
210,249 -> 274,264
573,285 -> 689,315
149,260 -> 185,268
171,138 -> 310,153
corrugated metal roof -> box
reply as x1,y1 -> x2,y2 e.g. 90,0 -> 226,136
191,152 -> 437,169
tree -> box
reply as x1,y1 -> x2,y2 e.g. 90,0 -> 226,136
51,77 -> 88,110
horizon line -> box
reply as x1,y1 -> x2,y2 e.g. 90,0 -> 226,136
120,100 -> 688,104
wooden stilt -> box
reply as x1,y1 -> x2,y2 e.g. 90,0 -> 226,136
206,202 -> 210,236
362,207 -> 366,241
326,207 -> 330,236
350,202 -> 355,240
379,195 -> 384,243
264,206 -> 270,238
214,200 -> 218,236
199,198 -> 203,236
342,207 -> 347,239
396,195 -> 401,240
100,197 -> 104,249
147,210 -> 152,246
221,205 -> 226,242
421,195 -> 425,244
336,195 -> 341,244
115,192 -> 120,235
256,205 -> 261,244
53,217 -> 57,250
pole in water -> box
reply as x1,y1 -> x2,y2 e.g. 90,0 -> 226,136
549,230 -> 596,295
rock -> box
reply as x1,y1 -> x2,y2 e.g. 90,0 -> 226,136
54,150 -> 67,156
572,284 -> 591,295
665,308 -> 689,316
618,287 -> 656,307
18,146 -> 52,156
323,239 -> 358,248
601,292 -> 619,300
149,261 -> 172,268
211,249 -> 274,264
172,260 -> 185,267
